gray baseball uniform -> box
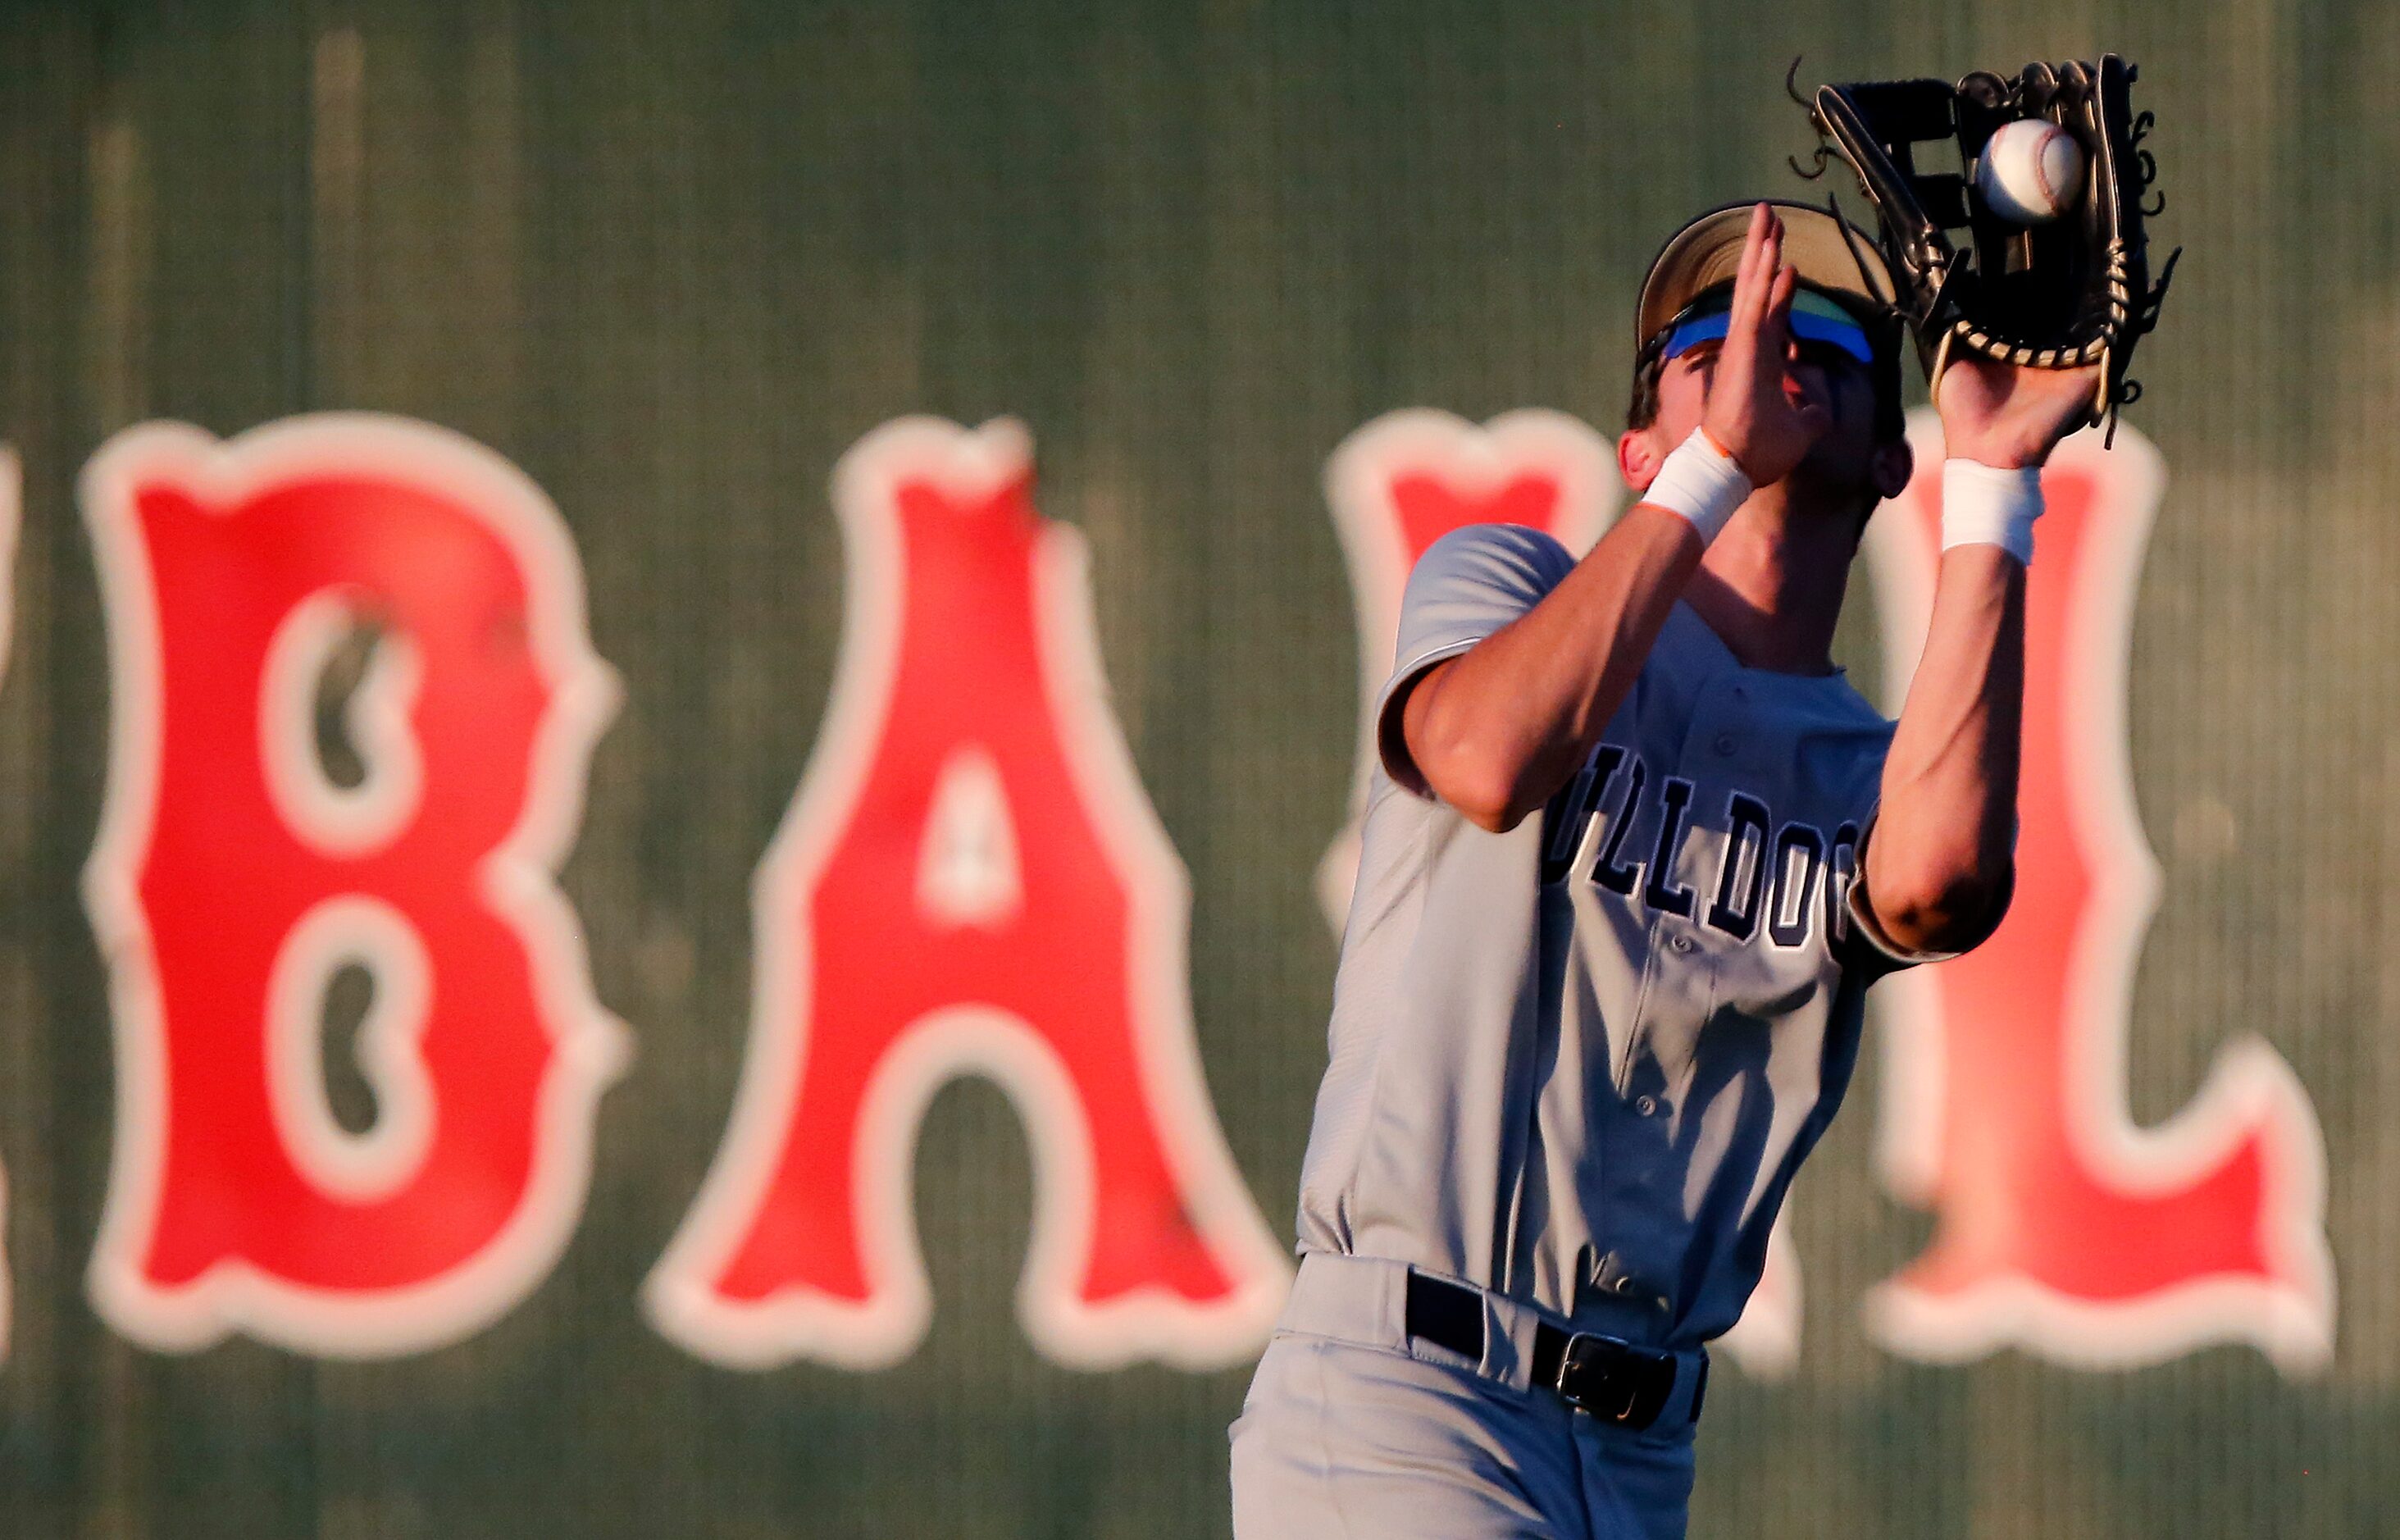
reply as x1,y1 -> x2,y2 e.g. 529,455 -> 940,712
1232,522 -> 1945,1539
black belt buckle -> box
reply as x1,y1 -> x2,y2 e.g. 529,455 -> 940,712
1551,1331 -> 1675,1429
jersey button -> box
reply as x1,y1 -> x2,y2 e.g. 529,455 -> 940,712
1634,1095 -> 1660,1117
1669,934 -> 1696,955
1713,732 -> 1738,757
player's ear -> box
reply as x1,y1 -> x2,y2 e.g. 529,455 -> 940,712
1619,427 -> 1668,494
1868,437 -> 1914,500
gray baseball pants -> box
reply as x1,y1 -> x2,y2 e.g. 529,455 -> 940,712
1228,1254 -> 1701,1540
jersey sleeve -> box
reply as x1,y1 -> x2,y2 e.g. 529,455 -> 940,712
1373,522 -> 1578,800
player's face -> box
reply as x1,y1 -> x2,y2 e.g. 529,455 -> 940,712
1646,337 -> 1893,503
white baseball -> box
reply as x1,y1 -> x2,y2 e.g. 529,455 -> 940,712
1974,120 -> 2085,225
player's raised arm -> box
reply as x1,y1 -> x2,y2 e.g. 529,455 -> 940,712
1860,355 -> 2102,955
1399,204 -> 1828,832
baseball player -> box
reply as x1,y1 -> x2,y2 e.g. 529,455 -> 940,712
1229,201 -> 2102,1538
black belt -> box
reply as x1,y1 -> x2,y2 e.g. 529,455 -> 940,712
1403,1271 -> 1702,1431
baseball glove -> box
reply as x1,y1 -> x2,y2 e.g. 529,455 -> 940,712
1797,56 -> 2178,443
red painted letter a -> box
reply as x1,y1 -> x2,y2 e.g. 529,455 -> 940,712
648,417 -> 1287,1370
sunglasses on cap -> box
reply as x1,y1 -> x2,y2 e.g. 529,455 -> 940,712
1654,288 -> 1877,367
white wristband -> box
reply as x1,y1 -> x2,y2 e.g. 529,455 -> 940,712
1642,428 -> 1752,544
1941,459 -> 2045,566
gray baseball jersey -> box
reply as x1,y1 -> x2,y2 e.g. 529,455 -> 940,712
1293,522 -> 1943,1350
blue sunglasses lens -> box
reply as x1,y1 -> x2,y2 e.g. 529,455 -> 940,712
1660,293 -> 1874,366
1660,312 -> 1732,359
1788,311 -> 1874,365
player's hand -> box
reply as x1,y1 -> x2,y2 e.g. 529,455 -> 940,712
1934,354 -> 2104,469
1699,203 -> 1833,486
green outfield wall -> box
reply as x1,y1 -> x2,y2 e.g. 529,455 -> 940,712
0,2 -> 2392,1535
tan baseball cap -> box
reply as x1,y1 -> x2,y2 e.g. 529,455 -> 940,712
1636,201 -> 1897,354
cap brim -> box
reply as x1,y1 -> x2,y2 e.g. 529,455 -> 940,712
1636,202 -> 1897,353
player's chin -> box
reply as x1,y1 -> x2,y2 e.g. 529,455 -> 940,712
1785,440 -> 1882,508
1795,430 -> 1871,481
